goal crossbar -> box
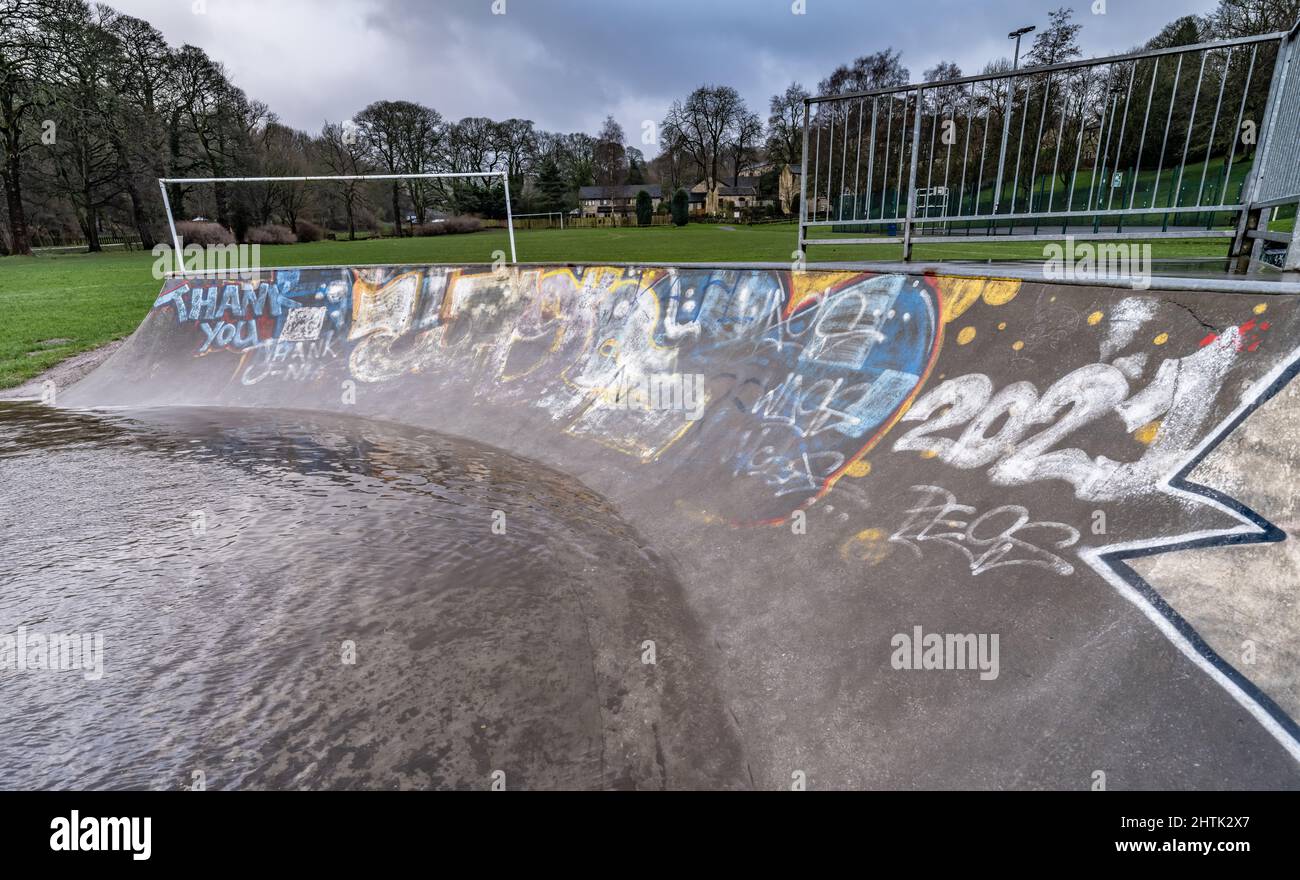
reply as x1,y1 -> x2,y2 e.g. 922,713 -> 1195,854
157,171 -> 517,264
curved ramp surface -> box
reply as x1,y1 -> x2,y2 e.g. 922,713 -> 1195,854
64,263 -> 1300,788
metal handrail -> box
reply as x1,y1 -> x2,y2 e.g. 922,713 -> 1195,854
805,30 -> 1290,105
798,23 -> 1300,270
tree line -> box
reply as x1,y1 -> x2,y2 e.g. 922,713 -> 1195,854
0,0 -> 1294,255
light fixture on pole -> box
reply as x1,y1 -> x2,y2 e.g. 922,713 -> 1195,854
1009,25 -> 1036,70
993,26 -> 1037,217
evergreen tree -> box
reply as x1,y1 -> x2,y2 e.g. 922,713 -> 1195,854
671,188 -> 689,226
536,153 -> 568,212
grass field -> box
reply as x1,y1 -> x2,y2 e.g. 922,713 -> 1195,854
0,221 -> 1244,389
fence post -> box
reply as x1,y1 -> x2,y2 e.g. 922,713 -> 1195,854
798,98 -> 812,263
1231,27 -> 1295,271
903,88 -> 924,261
992,73 -> 1017,217
1284,217 -> 1300,270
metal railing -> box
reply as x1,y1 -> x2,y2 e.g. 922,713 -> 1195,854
1234,21 -> 1300,269
798,24 -> 1300,270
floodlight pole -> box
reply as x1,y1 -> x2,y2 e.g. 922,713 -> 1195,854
993,25 -> 1036,217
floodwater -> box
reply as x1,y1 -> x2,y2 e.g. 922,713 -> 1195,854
0,402 -> 738,790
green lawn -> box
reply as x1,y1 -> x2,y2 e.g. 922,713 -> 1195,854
0,222 -> 1240,389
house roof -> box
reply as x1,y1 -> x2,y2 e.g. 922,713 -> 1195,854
688,180 -> 760,197
578,184 -> 662,199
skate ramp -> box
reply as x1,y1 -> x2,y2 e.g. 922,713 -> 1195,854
62,263 -> 1300,788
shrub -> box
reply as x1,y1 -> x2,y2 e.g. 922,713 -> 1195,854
294,219 -> 325,242
411,215 -> 483,236
635,190 -> 653,227
245,224 -> 297,245
175,221 -> 234,247
354,206 -> 381,235
671,189 -> 689,226
444,215 -> 482,234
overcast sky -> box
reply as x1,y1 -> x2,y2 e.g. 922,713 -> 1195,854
106,0 -> 1219,147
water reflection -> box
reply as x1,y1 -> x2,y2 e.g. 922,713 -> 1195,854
0,402 -> 742,790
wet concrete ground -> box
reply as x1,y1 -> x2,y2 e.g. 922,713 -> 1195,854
0,402 -> 743,790
19,264 -> 1300,789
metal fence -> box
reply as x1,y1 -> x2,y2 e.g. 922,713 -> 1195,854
1236,21 -> 1300,269
798,23 -> 1300,270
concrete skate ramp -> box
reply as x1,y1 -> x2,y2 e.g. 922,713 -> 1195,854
64,263 -> 1300,788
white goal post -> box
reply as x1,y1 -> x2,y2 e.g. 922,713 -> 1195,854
512,210 -> 565,229
157,171 -> 517,264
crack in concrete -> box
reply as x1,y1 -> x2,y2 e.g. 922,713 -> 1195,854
1164,298 -> 1220,333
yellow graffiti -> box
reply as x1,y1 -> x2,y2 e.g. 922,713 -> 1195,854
844,459 -> 872,478
936,276 -> 1023,323
787,271 -> 867,313
1135,420 -> 1161,445
839,527 -> 893,565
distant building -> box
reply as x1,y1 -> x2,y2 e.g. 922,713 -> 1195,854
578,184 -> 663,217
689,177 -> 766,216
780,164 -> 801,215
748,162 -> 821,215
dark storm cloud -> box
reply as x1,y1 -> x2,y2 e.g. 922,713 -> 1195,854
107,0 -> 1219,143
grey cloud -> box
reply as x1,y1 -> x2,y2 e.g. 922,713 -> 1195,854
107,0 -> 1220,143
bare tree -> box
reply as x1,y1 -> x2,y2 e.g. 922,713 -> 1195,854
1025,7 -> 1083,68
730,108 -> 762,185
818,48 -> 909,96
1207,0 -> 1300,37
354,100 -> 437,234
318,119 -> 371,240
39,0 -> 123,251
397,103 -> 443,224
593,114 -> 627,189
255,121 -> 315,229
438,115 -> 503,215
493,117 -> 534,212
100,9 -> 175,248
766,82 -> 808,167
0,0 -> 45,254
171,44 -> 266,229
662,84 -> 748,196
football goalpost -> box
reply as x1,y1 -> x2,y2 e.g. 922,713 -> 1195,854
512,211 -> 565,229
157,171 -> 517,264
